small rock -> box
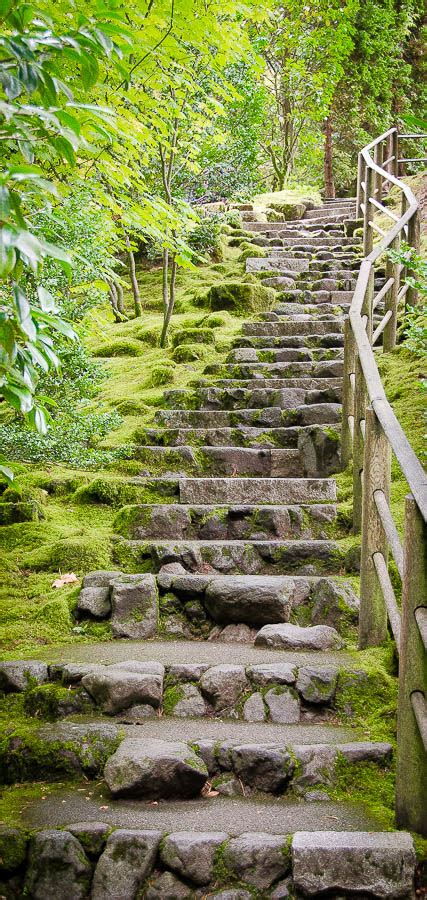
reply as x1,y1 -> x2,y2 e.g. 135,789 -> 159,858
162,614 -> 193,637
292,744 -> 337,792
91,829 -> 161,899
0,660 -> 48,692
156,562 -> 187,590
305,790 -> 330,802
292,831 -> 415,897
77,586 -> 111,619
67,822 -> 110,858
160,831 -> 228,886
203,575 -> 294,625
25,830 -> 91,899
231,744 -> 294,793
61,663 -> 106,683
208,892 -> 252,900
339,741 -> 393,764
82,570 -> 122,587
116,704 -> 155,723
194,740 -> 218,774
104,739 -> 208,799
145,870 -> 193,899
265,688 -> 300,723
82,669 -> 163,714
109,660 -> 165,677
213,774 -> 243,796
296,666 -> 339,704
311,578 -> 359,628
254,623 -> 344,650
270,877 -> 293,899
173,683 -> 208,717
224,833 -> 290,889
111,574 -> 158,639
243,692 -> 265,722
247,663 -> 296,686
215,623 -> 257,643
168,664 -> 210,681
200,665 -> 247,712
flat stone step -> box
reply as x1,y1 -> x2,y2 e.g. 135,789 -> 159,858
204,361 -> 343,378
264,303 -> 350,317
115,502 -> 337,540
162,385 -> 341,410
195,376 -> 343,392
135,445 -> 304,478
243,320 -> 343,336
246,222 -> 356,235
234,333 -> 345,349
274,291 -> 353,305
20,791 -> 387,836
228,347 -> 344,362
137,424 -> 340,450
156,403 -> 342,428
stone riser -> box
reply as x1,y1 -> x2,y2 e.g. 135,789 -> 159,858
194,376 -> 343,393
228,347 -> 344,363
114,502 -> 337,541
156,402 -> 342,428
205,361 -> 343,379
264,304 -> 350,317
135,445 -> 306,478
113,537 -> 345,577
162,386 -> 342,410
234,334 -> 345,349
137,424 -> 340,450
1,824 -> 414,899
242,321 -> 343,336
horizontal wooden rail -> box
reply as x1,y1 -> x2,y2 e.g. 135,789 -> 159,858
344,127 -> 427,835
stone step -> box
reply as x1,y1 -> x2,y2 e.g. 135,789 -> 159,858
162,385 -> 341,410
234,333 -> 345,349
156,403 -> 341,428
242,320 -> 343,336
196,380 -> 342,396
263,303 -> 350,317
246,223 -> 356,235
274,291 -> 353,305
114,501 -> 337,540
137,424 -> 340,450
135,445 -> 305,478
228,347 -> 344,363
204,361 -> 343,379
113,536 -> 345,576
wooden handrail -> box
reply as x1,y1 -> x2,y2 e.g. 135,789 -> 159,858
343,126 -> 427,835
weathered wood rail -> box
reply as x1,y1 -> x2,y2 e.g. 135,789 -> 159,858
342,127 -> 427,835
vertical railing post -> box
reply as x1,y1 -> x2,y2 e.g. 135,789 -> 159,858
392,128 -> 399,179
352,355 -> 367,533
363,165 -> 374,256
374,141 -> 383,201
383,234 -> 400,352
341,318 -> 356,469
359,407 -> 391,648
407,207 -> 421,308
396,495 -> 427,835
356,153 -> 364,218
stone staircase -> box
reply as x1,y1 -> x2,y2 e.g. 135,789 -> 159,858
0,198 -> 416,898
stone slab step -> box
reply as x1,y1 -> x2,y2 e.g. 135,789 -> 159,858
274,291 -> 353,305
206,361 -> 343,378
135,445 -> 304,478
195,377 -> 343,393
242,320 -> 343,336
113,536 -> 344,575
246,222 -> 356,235
156,403 -> 342,428
162,385 -> 341,410
228,347 -> 344,362
137,424 -> 340,449
234,334 -> 344,349
264,303 -> 350,316
114,501 -> 337,540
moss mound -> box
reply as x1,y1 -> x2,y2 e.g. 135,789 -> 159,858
238,242 -> 267,262
27,537 -> 110,573
150,363 -> 176,386
206,281 -> 276,315
93,338 -> 144,358
172,343 -> 212,363
171,328 -> 215,349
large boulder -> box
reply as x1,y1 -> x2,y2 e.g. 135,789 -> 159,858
224,833 -> 291,889
254,623 -> 344,650
82,668 -> 163,714
110,574 -> 158,639
104,739 -> 208,799
292,831 -> 415,897
203,576 -> 298,625
25,830 -> 91,900
0,660 -> 48,692
91,829 -> 161,900
200,665 -> 248,712
160,832 -> 228,886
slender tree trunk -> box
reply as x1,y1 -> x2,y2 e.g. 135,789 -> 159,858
160,254 -> 177,348
323,116 -> 336,199
116,280 -> 125,314
162,248 -> 169,313
108,280 -> 128,322
124,232 -> 142,317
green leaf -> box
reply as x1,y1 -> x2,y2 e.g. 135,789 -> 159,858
37,285 -> 57,312
0,464 -> 14,483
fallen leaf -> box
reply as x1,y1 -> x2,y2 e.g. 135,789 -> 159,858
52,573 -> 78,588
205,790 -> 219,798
99,805 -> 109,811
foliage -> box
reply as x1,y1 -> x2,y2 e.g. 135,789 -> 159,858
187,215 -> 223,260
387,243 -> 427,360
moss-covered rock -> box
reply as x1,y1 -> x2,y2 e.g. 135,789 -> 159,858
93,339 -> 145,357
0,501 -> 42,525
238,242 -> 267,262
26,537 -> 110,573
24,683 -> 94,722
172,343 -> 212,363
150,363 -> 176,386
206,282 -> 276,316
267,201 -> 306,221
0,825 -> 28,872
171,328 -> 216,349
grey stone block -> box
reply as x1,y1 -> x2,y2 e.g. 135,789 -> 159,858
91,829 -> 161,899
110,574 -> 158,639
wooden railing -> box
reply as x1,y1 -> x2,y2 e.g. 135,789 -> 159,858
342,126 -> 427,835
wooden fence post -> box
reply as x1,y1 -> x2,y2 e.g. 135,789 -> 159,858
396,495 -> 427,835
356,153 -> 364,218
363,166 -> 374,256
352,355 -> 367,533
359,407 -> 391,648
374,141 -> 383,201
407,208 -> 421,308
383,234 -> 400,352
392,128 -> 399,178
341,319 -> 356,469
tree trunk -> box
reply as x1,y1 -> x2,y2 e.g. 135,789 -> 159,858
160,254 -> 178,348
108,280 -> 128,322
323,116 -> 336,199
124,232 -> 142,317
162,248 -> 169,314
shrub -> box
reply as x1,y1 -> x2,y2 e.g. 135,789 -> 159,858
187,215 -> 223,260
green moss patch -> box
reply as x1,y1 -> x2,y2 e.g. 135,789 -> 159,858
206,281 -> 276,315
